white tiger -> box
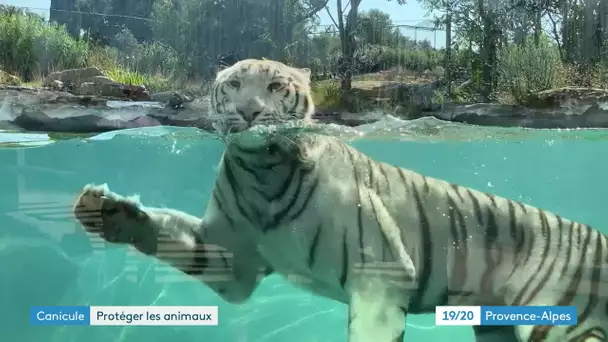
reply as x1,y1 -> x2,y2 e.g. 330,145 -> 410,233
73,58 -> 608,342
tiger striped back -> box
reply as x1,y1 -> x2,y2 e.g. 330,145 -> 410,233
208,126 -> 608,341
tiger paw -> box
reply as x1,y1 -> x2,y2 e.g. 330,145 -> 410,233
73,183 -> 158,254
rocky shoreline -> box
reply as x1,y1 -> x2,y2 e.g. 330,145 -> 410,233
430,102 -> 608,129
2,84 -> 608,133
0,85 -> 378,133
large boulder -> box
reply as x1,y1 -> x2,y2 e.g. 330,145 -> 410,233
434,101 -> 608,129
520,87 -> 608,109
42,67 -> 151,101
350,80 -> 444,114
0,70 -> 21,86
150,90 -> 195,108
4,84 -> 608,134
43,66 -> 106,87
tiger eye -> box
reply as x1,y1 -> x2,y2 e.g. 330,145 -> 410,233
228,80 -> 240,88
267,82 -> 283,91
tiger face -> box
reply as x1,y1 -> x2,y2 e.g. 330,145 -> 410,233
210,59 -> 315,134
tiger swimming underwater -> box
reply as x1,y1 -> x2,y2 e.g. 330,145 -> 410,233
73,58 -> 608,342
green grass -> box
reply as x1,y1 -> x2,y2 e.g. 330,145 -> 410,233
0,7 -> 89,81
311,80 -> 344,109
105,68 -> 172,93
0,6 -> 177,94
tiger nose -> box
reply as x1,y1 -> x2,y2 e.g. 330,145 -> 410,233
236,108 -> 262,123
236,98 -> 264,123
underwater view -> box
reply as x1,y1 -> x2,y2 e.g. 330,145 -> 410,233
2,120 -> 608,341
2,0 -> 608,340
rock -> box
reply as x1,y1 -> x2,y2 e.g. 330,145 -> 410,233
0,85 -> 371,133
50,80 -> 64,91
378,82 -> 443,111
0,85 -> 108,108
431,101 -> 608,129
89,75 -> 116,84
3,85 -> 608,134
353,80 -> 445,113
0,71 -> 21,86
41,67 -> 151,101
151,91 -> 194,108
43,66 -> 105,87
71,80 -> 151,101
122,84 -> 151,101
521,87 -> 608,109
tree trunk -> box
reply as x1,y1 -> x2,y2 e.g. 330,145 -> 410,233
534,1 -> 541,46
598,0 -> 606,62
478,0 -> 495,101
445,9 -> 452,95
50,0 -> 80,38
582,0 -> 596,64
562,0 -> 571,62
336,0 -> 360,90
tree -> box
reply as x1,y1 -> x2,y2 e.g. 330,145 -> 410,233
325,0 -> 406,90
149,0 -> 329,78
50,0 -> 80,38
356,9 -> 399,46
421,0 -> 548,101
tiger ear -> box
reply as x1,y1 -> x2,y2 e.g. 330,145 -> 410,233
300,68 -> 311,80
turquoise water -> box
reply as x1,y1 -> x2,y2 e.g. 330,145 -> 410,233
1,124 -> 607,342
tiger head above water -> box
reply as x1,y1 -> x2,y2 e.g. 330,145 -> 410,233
210,58 -> 315,135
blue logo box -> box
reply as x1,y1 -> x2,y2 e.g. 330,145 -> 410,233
30,306 -> 90,326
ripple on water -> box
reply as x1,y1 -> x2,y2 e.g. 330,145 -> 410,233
2,115 -> 608,149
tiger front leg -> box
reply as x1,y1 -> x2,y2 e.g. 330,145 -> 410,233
73,183 -> 271,304
73,183 -> 206,258
73,183 -> 169,255
347,276 -> 409,342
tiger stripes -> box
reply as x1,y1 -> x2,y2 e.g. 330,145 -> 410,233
199,131 -> 608,342
73,58 -> 608,342
210,58 -> 314,134
73,183 -> 273,305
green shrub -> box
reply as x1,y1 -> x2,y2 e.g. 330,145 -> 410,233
109,28 -> 179,77
0,6 -> 88,80
496,36 -> 566,103
0,6 -> 178,90
311,80 -> 344,109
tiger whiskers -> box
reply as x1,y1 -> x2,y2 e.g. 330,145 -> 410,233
208,114 -> 242,142
275,133 -> 299,150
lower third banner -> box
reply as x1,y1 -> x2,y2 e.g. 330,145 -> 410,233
30,306 -> 219,326
435,305 -> 577,326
